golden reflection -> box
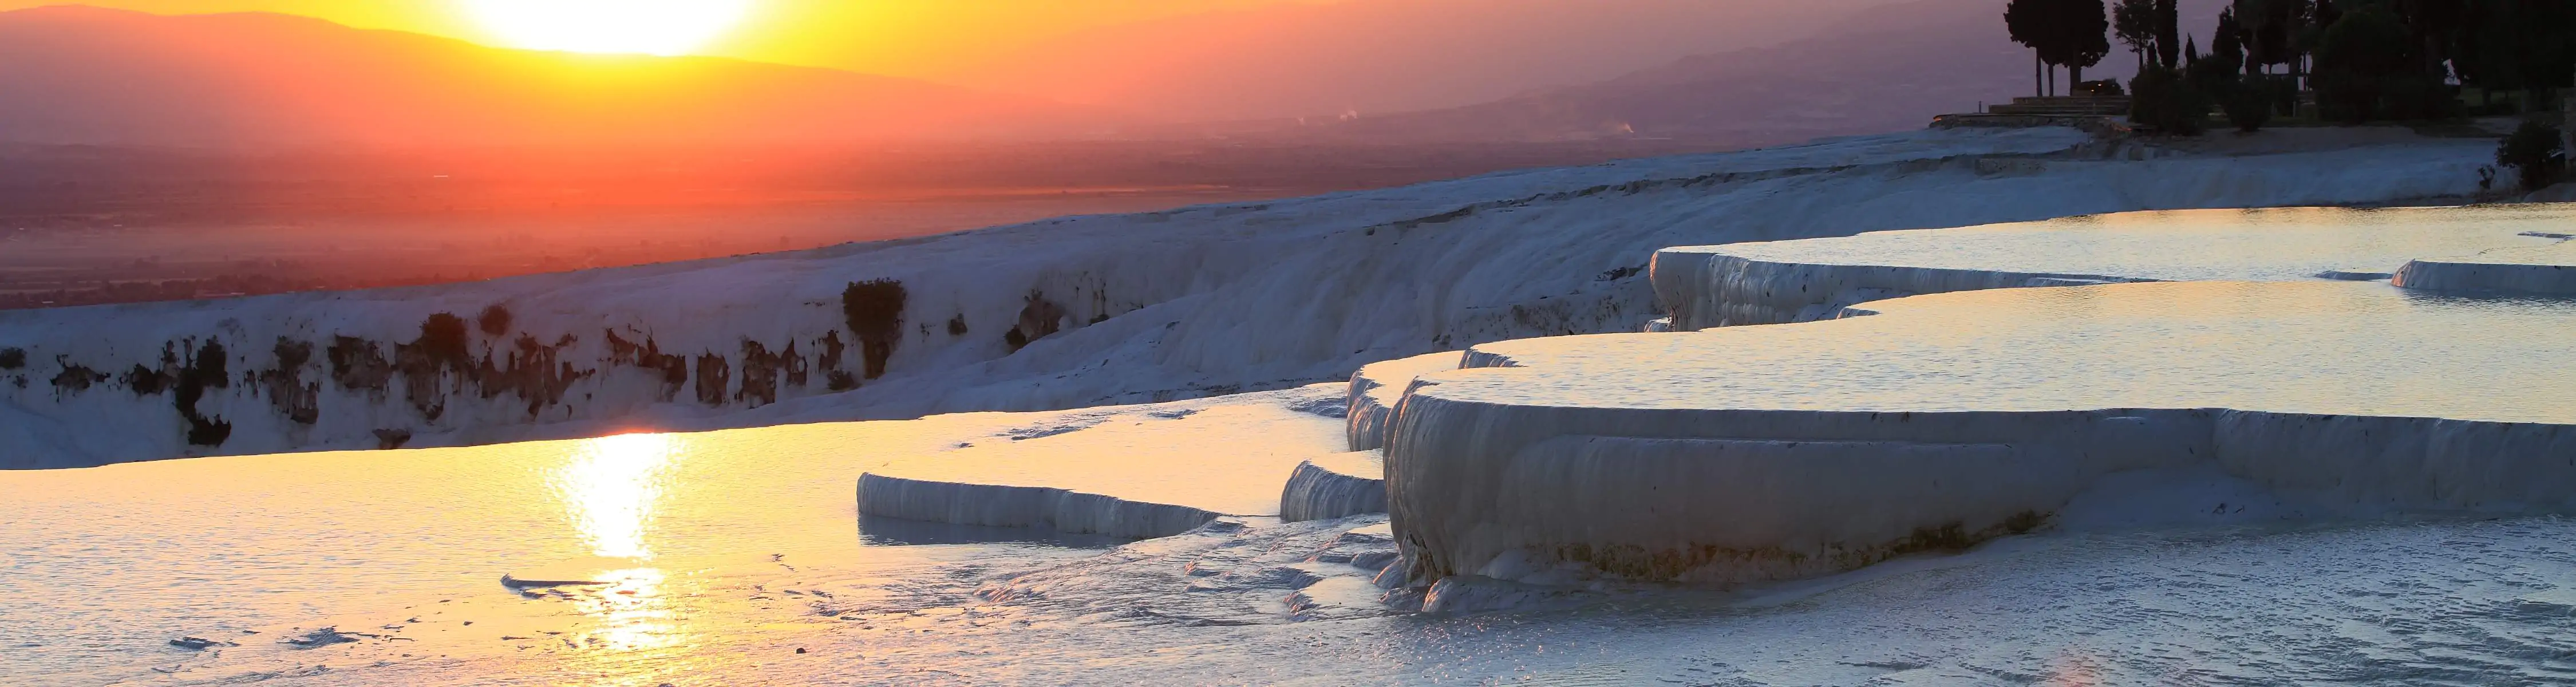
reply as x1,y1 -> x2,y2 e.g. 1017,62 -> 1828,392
546,435 -> 693,664
570,567 -> 682,654
550,433 -> 681,560
2045,649 -> 2106,686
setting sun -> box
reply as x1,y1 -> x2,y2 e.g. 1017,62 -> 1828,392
464,0 -> 749,56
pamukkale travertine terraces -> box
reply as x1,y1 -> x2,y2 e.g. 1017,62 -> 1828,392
14,0 -> 2576,684
11,124 -> 2576,685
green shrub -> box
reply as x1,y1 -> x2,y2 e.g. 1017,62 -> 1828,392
477,303 -> 513,337
2498,120 -> 2568,191
417,313 -> 471,368
841,279 -> 908,379
2379,73 -> 2459,122
2313,69 -> 2382,124
841,280 -> 908,344
2128,67 -> 2209,135
2311,3 -> 2454,124
2222,76 -> 2274,132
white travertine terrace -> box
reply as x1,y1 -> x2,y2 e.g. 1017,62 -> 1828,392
2396,238 -> 2576,295
1650,204 -> 2574,330
1385,279 -> 2576,586
1345,352 -> 1464,451
1280,450 -> 1388,522
5,127 -> 2507,468
857,390 -> 1346,538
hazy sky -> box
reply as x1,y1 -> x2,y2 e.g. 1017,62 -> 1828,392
0,1 -> 1313,76
1,0 -> 2233,121
3,0 -> 1895,119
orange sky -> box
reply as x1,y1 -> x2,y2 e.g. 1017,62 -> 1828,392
0,1 -> 1313,77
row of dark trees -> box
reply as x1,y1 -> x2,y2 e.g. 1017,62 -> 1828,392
2005,0 -> 2576,123
2006,0 -> 2113,95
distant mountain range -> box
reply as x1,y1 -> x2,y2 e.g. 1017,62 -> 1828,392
0,6 -> 1113,149
0,1 -> 2227,152
1290,0 -> 2040,147
928,0 -> 1887,123
1244,0 -> 2230,147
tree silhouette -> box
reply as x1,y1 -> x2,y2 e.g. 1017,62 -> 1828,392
2313,3 -> 2420,122
2115,0 -> 2159,71
2212,7 -> 2249,76
2048,0 -> 2112,89
2391,0 -> 2464,78
2007,0 -> 2054,96
2455,0 -> 2576,109
2008,0 -> 2113,96
2233,0 -> 2313,81
2154,0 -> 2182,68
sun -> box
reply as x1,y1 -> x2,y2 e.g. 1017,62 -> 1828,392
464,0 -> 752,57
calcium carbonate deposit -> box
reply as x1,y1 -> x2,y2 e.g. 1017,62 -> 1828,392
1386,281 -> 2576,587
14,127 -> 2576,686
1650,203 -> 2575,329
1374,207 -> 2576,590
0,127 -> 2504,468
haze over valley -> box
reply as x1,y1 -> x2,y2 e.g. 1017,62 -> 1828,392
0,0 -> 2089,310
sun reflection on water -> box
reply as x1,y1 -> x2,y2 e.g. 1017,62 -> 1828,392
543,433 -> 693,663
538,435 -> 706,674
570,567 -> 682,654
550,433 -> 681,560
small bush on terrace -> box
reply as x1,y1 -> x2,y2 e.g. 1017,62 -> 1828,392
2128,67 -> 2208,135
477,303 -> 513,337
2498,120 -> 2568,192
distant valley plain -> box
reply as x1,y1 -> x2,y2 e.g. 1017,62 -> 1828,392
0,139 -> 1716,310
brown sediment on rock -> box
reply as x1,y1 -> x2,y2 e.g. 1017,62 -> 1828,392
475,334 -> 590,418
258,337 -> 319,425
392,314 -> 471,420
606,328 -> 687,401
1003,291 -> 1067,353
326,335 -> 392,396
50,358 -> 108,394
173,339 -> 231,447
693,352 -> 730,406
735,338 -> 806,408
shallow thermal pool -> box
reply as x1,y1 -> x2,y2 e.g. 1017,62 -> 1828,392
17,202 -> 2576,684
1461,279 -> 2576,418
13,362 -> 2576,686
0,388 -> 1371,686
0,412 -> 1086,686
1673,203 -> 2575,283
11,418 -> 2576,687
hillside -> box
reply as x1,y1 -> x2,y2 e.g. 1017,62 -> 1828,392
1311,0 -> 2022,144
0,126 -> 2499,468
931,0 -> 1887,123
0,6 -> 1111,149
1281,0 -> 2231,145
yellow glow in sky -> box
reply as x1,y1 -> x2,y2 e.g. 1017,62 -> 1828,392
0,1 -> 1307,77
464,0 -> 750,56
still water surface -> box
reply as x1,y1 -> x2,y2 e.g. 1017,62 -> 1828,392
0,414 -> 1106,685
